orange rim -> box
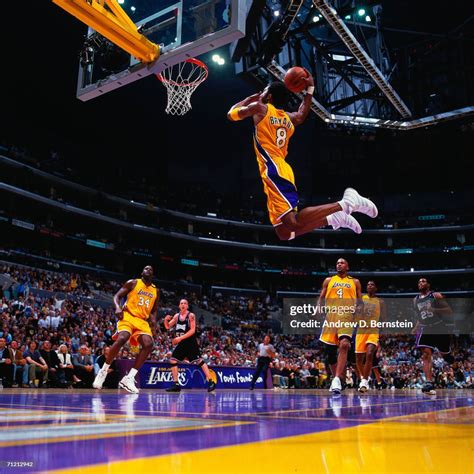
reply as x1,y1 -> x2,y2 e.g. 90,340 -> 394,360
156,58 -> 208,87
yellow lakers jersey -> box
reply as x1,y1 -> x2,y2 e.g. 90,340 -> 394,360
362,294 -> 381,322
254,103 -> 295,161
325,275 -> 357,305
124,279 -> 159,320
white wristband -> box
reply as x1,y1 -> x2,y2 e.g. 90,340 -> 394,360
306,86 -> 314,95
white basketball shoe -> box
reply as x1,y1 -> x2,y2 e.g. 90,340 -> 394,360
119,375 -> 140,394
327,211 -> 362,234
340,188 -> 378,218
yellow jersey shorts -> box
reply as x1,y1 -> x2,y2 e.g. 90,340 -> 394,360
319,312 -> 355,345
255,140 -> 299,226
115,311 -> 153,348
355,332 -> 379,353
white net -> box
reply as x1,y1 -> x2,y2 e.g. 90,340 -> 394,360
157,59 -> 208,116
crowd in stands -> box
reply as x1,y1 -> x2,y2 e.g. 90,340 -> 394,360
1,263 -> 92,297
0,262 -> 124,300
0,262 -> 472,390
4,248 -> 472,298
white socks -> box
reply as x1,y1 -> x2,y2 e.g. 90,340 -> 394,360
102,363 -> 110,372
128,368 -> 138,378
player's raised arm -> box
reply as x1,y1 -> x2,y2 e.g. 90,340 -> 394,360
287,71 -> 314,126
227,95 -> 267,121
228,92 -> 261,110
113,279 -> 136,320
164,313 -> 178,330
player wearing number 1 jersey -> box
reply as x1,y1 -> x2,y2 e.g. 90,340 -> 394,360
227,77 -> 378,241
93,265 -> 159,393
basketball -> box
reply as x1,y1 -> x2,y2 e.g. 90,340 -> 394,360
284,66 -> 310,93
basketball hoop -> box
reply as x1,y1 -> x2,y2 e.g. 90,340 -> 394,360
156,58 -> 208,116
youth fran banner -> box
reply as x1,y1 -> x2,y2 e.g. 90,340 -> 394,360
116,360 -> 265,389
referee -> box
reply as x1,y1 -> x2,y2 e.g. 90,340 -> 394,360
250,335 -> 275,390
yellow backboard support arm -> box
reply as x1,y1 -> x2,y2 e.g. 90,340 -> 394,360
53,0 -> 159,63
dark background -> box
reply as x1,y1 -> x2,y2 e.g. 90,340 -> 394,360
2,1 -> 474,206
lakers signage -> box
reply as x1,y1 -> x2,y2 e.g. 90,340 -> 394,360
116,361 -> 265,389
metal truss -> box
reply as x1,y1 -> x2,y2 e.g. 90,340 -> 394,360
280,0 -> 306,41
233,0 -> 474,129
312,0 -> 412,118
265,61 -> 474,129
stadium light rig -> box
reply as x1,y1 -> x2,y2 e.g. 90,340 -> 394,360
212,54 -> 225,66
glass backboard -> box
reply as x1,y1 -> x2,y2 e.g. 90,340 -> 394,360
77,0 -> 246,101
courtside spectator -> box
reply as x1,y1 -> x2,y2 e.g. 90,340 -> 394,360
57,344 -> 75,386
72,345 -> 94,387
9,340 -> 27,387
23,341 -> 48,388
0,338 -> 14,387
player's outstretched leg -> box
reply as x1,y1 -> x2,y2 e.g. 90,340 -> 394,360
118,334 -> 154,394
166,359 -> 182,392
197,360 -> 216,392
93,331 -> 130,389
420,348 -> 436,395
329,337 -> 351,395
355,353 -> 366,392
358,344 -> 376,393
275,186 -> 376,240
276,205 -> 361,240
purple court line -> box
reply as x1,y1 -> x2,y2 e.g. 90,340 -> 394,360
2,394 -> 471,418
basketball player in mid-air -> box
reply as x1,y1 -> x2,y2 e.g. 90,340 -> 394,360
164,299 -> 216,392
355,281 -> 386,393
319,258 -> 362,395
227,72 -> 378,240
93,265 -> 158,394
413,277 -> 453,395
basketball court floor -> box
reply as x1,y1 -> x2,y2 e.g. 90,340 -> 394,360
0,389 -> 472,473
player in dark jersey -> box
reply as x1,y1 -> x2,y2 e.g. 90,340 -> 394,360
164,299 -> 216,393
413,278 -> 453,395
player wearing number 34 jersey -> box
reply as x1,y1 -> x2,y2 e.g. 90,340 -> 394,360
93,265 -> 159,394
227,77 -> 378,241
119,277 -> 159,343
